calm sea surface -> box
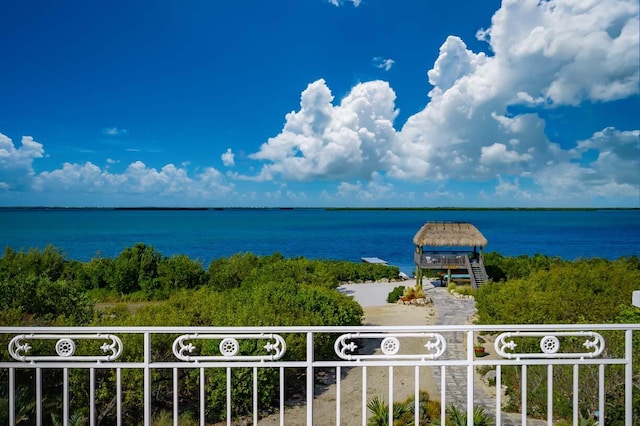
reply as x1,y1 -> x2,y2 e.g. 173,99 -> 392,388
1,209 -> 638,273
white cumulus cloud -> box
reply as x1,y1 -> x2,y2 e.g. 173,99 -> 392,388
483,0 -> 639,105
2,0 -> 638,206
522,128 -> 640,202
480,143 -> 533,166
334,175 -> 395,203
102,127 -> 128,136
373,57 -> 395,71
28,159 -> 235,205
328,0 -> 361,7
248,78 -> 398,181
222,148 -> 235,167
0,133 -> 44,190
247,0 -> 638,205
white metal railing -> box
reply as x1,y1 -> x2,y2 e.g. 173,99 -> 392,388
0,324 -> 637,425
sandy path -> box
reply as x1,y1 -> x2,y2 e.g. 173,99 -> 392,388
259,300 -> 439,426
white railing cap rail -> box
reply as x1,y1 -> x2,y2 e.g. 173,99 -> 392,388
1,324 -> 638,333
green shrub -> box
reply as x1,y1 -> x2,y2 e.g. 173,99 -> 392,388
0,274 -> 94,324
475,256 -> 640,423
482,252 -> 563,281
386,286 -> 405,303
89,280 -> 363,423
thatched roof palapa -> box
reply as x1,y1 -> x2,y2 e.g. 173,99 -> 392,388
413,222 -> 488,247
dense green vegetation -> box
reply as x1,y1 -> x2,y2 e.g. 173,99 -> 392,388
478,255 -> 640,324
0,244 -> 401,424
1,246 -> 638,424
477,254 -> 640,425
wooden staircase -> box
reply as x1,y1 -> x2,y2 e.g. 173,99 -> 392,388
465,254 -> 488,290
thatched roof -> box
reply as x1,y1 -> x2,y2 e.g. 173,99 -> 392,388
413,222 -> 488,247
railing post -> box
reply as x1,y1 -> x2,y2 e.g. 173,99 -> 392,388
306,332 -> 314,425
521,365 -> 527,426
625,329 -> 632,426
280,366 -> 285,426
466,330 -> 474,426
440,365 -> 446,426
496,365 -> 501,426
200,368 -> 205,426
173,367 -> 179,426
90,367 -> 95,426
362,366 -> 368,426
63,367 -> 69,426
388,366 -> 394,426
598,364 -> 605,426
144,332 -> 151,426
336,366 -> 341,426
9,367 -> 15,425
547,364 -> 553,425
414,366 -> 419,426
36,367 -> 42,426
116,368 -> 122,426
573,364 -> 579,425
253,366 -> 258,425
227,367 -> 232,426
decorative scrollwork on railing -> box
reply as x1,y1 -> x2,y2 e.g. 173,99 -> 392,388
172,334 -> 286,362
494,331 -> 605,359
334,333 -> 447,361
8,334 -> 123,362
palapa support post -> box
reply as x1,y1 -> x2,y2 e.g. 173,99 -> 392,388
415,245 -> 423,289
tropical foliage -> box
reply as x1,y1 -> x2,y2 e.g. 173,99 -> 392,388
0,244 -> 403,423
366,391 -> 440,426
2,247 -> 638,423
366,393 -> 494,426
477,254 -> 640,425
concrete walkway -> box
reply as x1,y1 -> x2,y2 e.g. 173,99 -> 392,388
428,286 -> 545,426
338,281 -> 546,425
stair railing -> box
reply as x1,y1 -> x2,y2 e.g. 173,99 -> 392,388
464,255 -> 479,289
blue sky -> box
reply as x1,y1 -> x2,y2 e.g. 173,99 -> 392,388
1,0 -> 638,207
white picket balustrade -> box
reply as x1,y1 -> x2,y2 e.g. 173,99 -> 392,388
0,324 -> 637,425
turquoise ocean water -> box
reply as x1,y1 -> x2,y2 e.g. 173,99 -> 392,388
1,208 -> 638,274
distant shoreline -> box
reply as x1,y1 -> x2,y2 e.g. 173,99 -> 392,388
323,207 -> 639,211
0,206 -> 637,211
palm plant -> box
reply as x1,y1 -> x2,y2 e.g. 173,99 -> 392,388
51,413 -> 88,426
367,391 -> 439,426
366,395 -> 413,426
443,404 -> 493,426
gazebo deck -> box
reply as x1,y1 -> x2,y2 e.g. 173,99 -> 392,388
414,250 -> 474,270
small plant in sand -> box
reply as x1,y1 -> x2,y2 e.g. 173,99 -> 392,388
367,391 -> 438,426
403,286 -> 425,301
404,286 -> 416,299
441,404 -> 494,426
448,283 -> 475,297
